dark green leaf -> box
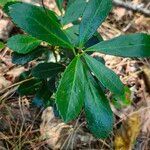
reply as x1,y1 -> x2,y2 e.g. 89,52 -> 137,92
86,33 -> 150,57
84,54 -> 124,95
84,67 -> 113,138
65,25 -> 79,45
67,0 -> 74,6
31,62 -> 65,79
7,35 -> 41,54
18,79 -> 42,95
33,79 -> 55,107
65,25 -> 103,47
12,47 -> 47,65
56,0 -> 64,11
18,70 -> 31,81
9,3 -> 73,49
56,56 -> 85,122
62,0 -> 87,25
93,55 -> 105,65
79,0 -> 112,46
85,33 -> 103,48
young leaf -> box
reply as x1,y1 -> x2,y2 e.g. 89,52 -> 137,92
9,3 -> 73,49
86,33 -> 150,57
62,0 -> 87,25
12,47 -> 47,65
0,41 -> 5,50
7,35 -> 41,54
18,79 -> 42,95
84,68 -> 113,138
56,56 -> 85,122
31,63 -> 65,79
83,54 -> 124,95
79,0 -> 112,46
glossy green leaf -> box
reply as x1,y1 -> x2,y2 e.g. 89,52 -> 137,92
31,63 -> 65,79
84,67 -> 113,138
12,47 -> 46,65
7,35 -> 41,54
62,0 -> 87,25
65,25 -> 79,45
84,54 -> 124,95
67,0 -> 74,6
93,55 -> 105,65
18,79 -> 42,95
9,3 -> 73,49
56,56 -> 85,122
79,0 -> 112,46
65,25 -> 103,47
0,42 -> 5,50
56,0 -> 63,11
86,33 -> 150,57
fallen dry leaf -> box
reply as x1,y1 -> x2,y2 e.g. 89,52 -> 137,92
113,7 -> 126,20
40,107 -> 98,149
0,19 -> 14,41
114,113 -> 141,150
142,65 -> 150,92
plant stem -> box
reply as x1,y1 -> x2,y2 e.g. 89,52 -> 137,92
72,48 -> 77,56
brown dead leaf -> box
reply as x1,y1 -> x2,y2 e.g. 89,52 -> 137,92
114,113 -> 141,150
113,8 -> 126,20
142,65 -> 150,92
133,0 -> 142,4
6,67 -> 25,82
135,16 -> 150,31
0,19 -> 14,41
0,76 -> 11,90
40,107 -> 99,149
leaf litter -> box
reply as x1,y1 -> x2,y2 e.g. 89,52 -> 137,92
0,0 -> 150,149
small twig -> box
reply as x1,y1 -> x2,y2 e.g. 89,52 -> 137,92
0,77 -> 34,95
113,0 -> 150,16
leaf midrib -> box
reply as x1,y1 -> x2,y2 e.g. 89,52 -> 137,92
66,58 -> 79,119
28,16 -> 73,49
18,40 -> 40,52
85,55 -> 123,94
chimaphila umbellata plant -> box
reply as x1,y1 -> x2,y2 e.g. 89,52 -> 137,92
4,0 -> 150,138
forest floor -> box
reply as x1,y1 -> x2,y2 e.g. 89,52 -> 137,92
0,0 -> 150,149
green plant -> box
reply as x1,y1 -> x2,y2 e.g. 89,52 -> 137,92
0,41 -> 5,50
5,0 -> 150,138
